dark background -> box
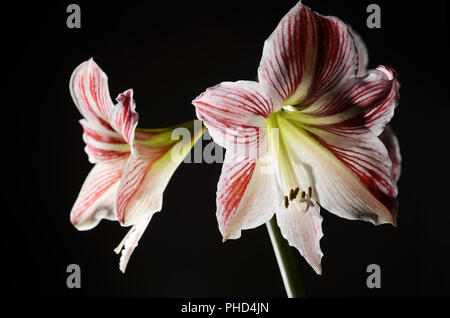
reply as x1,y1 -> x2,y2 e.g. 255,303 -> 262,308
2,0 -> 449,297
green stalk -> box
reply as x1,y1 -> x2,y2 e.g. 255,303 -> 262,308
266,216 -> 306,298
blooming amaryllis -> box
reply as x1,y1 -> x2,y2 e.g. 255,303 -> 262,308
70,59 -> 203,272
192,1 -> 400,274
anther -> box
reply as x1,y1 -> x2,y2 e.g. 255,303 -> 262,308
301,191 -> 306,199
293,187 -> 300,197
284,196 -> 289,208
308,186 -> 312,198
289,189 -> 295,201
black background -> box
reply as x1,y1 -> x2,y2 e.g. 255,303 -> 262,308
2,0 -> 449,298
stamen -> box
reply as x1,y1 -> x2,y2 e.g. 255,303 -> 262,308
114,225 -> 136,254
284,196 -> 289,208
298,186 -> 315,213
293,187 -> 300,197
289,189 -> 295,201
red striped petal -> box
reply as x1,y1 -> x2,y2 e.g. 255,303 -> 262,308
116,121 -> 205,226
217,152 -> 280,241
110,89 -> 139,146
80,119 -> 131,163
70,159 -> 128,230
276,201 -> 323,275
258,2 -> 358,106
70,58 -> 115,132
298,65 -> 399,136
349,26 -> 369,77
276,114 -> 397,225
379,125 -> 401,182
193,81 -> 282,158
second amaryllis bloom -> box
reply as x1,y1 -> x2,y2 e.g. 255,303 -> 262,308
70,59 -> 203,272
193,1 -> 401,274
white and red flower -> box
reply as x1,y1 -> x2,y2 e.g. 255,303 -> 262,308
193,1 -> 401,274
70,59 -> 203,272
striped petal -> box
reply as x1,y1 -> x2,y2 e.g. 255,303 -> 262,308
193,81 -> 283,158
70,58 -> 115,132
296,66 -> 400,137
274,112 -> 397,225
70,159 -> 128,230
349,27 -> 369,77
109,89 -> 139,146
81,119 -> 131,164
276,201 -> 323,275
258,1 -> 358,106
116,121 -> 205,226
379,125 -> 401,182
217,152 -> 281,241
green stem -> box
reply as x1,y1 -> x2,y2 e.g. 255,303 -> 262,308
266,216 -> 306,298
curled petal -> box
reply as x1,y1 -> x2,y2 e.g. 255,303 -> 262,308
193,81 -> 283,158
70,159 -> 128,230
297,66 -> 399,136
349,26 -> 369,76
276,201 -> 323,275
116,121 -> 205,226
70,58 -> 115,131
217,152 -> 280,241
81,119 -> 131,164
109,89 -> 139,146
379,126 -> 401,182
258,2 -> 358,105
363,66 -> 400,136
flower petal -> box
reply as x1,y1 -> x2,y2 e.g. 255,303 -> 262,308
297,66 -> 399,136
276,201 -> 323,275
193,81 -> 283,158
70,159 -> 128,230
258,2 -> 358,105
217,152 -> 280,241
81,119 -> 131,164
70,58 -> 115,131
116,121 -> 205,226
348,26 -> 369,77
275,113 -> 397,225
379,125 -> 401,182
109,89 -> 139,146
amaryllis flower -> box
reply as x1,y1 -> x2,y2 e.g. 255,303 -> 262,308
70,59 -> 203,272
192,1 -> 400,274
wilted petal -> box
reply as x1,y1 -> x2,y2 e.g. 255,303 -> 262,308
109,89 -> 139,146
217,152 -> 281,241
70,58 -> 115,131
258,2 -> 358,105
276,201 -> 323,275
379,125 -> 401,182
70,159 -> 128,230
116,121 -> 204,226
193,81 -> 283,158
